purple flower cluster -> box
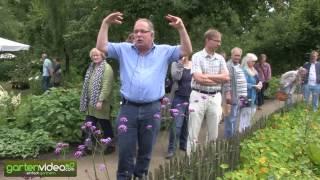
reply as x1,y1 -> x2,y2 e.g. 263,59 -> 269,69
153,113 -> 161,120
54,142 -> 69,155
73,144 -> 87,159
118,116 -> 128,133
100,137 -> 112,145
170,108 -> 180,118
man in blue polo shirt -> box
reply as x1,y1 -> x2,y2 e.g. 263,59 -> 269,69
96,12 -> 192,179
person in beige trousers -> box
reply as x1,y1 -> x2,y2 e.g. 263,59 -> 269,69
187,29 -> 229,155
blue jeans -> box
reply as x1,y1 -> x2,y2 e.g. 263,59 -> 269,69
167,95 -> 189,153
303,84 -> 320,111
42,76 -> 51,91
116,100 -> 161,180
224,103 -> 240,138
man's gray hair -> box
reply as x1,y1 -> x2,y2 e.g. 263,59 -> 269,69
231,47 -> 242,55
136,18 -> 155,34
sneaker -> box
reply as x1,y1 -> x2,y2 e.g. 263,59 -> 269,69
165,152 -> 174,159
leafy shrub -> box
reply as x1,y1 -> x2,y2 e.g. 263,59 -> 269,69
0,128 -> 54,159
225,104 -> 320,179
265,76 -> 280,98
17,88 -> 84,143
0,61 -> 15,81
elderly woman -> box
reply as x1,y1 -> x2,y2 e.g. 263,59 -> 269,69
80,48 -> 115,154
239,53 -> 262,133
280,67 -> 307,107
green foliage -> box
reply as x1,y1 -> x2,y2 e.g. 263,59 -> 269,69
0,61 -> 15,81
224,104 -> 320,179
265,76 -> 280,98
17,88 -> 84,143
0,128 -> 54,159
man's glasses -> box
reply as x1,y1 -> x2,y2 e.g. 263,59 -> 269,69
133,30 -> 151,34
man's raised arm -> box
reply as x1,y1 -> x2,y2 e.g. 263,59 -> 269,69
96,12 -> 123,54
165,14 -> 192,57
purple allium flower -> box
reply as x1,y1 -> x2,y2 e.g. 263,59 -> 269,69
172,112 -> 179,117
162,97 -> 170,104
94,130 -> 102,135
194,100 -> 199,103
61,143 -> 69,148
120,116 -> 128,123
176,103 -> 181,107
78,145 -> 86,151
74,150 -> 83,158
99,164 -> 106,171
56,142 -> 64,148
189,108 -> 195,113
201,95 -> 207,100
153,113 -> 161,120
85,121 -> 93,128
100,137 -> 112,145
183,102 -> 189,106
170,108 -> 179,113
55,147 -> 62,155
146,125 -> 153,129
90,126 -> 97,132
118,124 -> 128,133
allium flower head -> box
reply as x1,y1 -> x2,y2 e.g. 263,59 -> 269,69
169,108 -> 179,113
162,97 -> 170,104
94,130 -> 101,135
54,147 -> 62,155
118,124 -> 128,133
153,113 -> 161,120
100,137 -> 112,145
120,116 -> 128,123
172,112 -> 179,117
85,121 -> 93,128
78,145 -> 86,151
74,150 -> 83,158
90,126 -> 97,132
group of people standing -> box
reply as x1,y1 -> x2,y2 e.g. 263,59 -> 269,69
40,53 -> 62,91
79,11 -> 275,180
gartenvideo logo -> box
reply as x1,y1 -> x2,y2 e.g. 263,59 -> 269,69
4,160 -> 77,177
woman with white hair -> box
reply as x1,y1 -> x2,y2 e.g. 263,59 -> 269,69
239,53 -> 262,133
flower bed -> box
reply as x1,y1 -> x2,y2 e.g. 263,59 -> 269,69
225,104 -> 320,179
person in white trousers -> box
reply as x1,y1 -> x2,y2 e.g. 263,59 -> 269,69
187,28 -> 229,155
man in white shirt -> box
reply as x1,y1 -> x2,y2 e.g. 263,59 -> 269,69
187,29 -> 229,155
302,50 -> 320,111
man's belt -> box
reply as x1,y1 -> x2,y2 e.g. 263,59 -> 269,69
192,88 -> 221,95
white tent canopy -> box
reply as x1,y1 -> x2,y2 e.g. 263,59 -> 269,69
0,37 -> 30,52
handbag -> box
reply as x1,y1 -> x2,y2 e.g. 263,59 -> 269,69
239,96 -> 251,108
275,91 -> 288,101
